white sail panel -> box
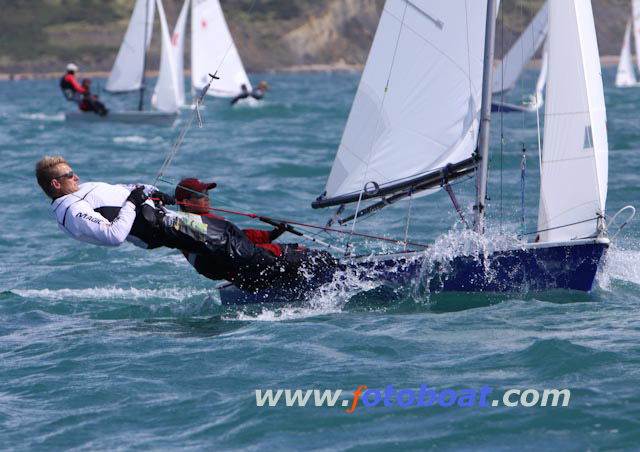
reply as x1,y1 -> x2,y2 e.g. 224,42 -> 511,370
492,1 -> 548,95
171,0 -> 190,106
191,0 -> 251,97
537,0 -> 608,243
616,19 -> 638,87
106,0 -> 156,92
633,0 -> 640,75
151,0 -> 180,113
324,0 -> 488,200
531,40 -> 548,109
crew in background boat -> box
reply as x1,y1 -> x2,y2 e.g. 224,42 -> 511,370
78,79 -> 109,116
174,177 -> 336,291
35,156 -> 335,292
59,63 -> 87,103
230,81 -> 268,105
251,81 -> 268,100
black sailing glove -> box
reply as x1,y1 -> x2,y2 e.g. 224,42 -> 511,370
151,190 -> 176,206
127,186 -> 149,206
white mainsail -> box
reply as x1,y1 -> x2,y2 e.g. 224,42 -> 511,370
323,0 -> 489,201
151,0 -> 181,113
171,0 -> 190,106
492,1 -> 548,96
616,19 -> 637,87
537,0 -> 608,243
106,0 -> 156,92
191,0 -> 251,97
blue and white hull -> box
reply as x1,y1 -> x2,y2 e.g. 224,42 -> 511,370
217,238 -> 609,305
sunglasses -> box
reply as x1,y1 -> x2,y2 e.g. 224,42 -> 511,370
192,190 -> 209,199
51,170 -> 75,182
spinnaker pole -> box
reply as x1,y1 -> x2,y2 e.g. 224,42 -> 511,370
474,0 -> 498,233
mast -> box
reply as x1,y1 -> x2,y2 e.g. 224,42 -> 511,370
473,0 -> 498,233
139,0 -> 150,111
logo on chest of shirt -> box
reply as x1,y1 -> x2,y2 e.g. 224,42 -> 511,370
75,212 -> 102,224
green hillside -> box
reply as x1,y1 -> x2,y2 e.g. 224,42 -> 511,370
0,0 -> 631,75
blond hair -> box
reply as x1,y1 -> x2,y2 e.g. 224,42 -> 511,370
35,156 -> 68,198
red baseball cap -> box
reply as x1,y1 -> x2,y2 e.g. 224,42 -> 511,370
175,178 -> 217,201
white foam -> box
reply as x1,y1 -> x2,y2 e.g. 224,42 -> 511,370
601,245 -> 640,287
19,112 -> 65,122
112,136 -> 148,144
13,286 -> 209,301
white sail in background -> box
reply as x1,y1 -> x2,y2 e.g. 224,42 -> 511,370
324,0 -> 488,201
537,0 -> 608,243
171,0 -> 190,106
151,0 -> 180,113
530,40 -> 548,108
191,0 -> 251,97
493,1 -> 549,95
106,0 -> 156,92
616,19 -> 637,87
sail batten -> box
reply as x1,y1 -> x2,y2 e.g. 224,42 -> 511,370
321,0 -> 489,205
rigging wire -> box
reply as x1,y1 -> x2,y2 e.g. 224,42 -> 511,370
171,200 -> 431,249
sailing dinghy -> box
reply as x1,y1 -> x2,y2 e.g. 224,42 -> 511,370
615,0 -> 640,87
492,1 -> 548,113
66,0 -> 180,126
218,0 -> 626,305
170,0 -> 252,107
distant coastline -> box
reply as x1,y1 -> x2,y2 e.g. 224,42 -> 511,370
0,56 -> 621,81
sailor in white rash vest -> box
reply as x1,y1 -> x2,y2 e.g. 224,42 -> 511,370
52,181 -> 150,247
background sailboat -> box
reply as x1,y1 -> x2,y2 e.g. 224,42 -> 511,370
492,1 -> 548,113
615,1 -> 640,88
219,0 -> 621,305
170,0 -> 252,107
66,0 -> 180,125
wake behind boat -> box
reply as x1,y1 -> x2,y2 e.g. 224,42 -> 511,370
217,0 -> 632,306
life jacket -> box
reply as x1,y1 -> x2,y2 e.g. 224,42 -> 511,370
60,76 -> 76,101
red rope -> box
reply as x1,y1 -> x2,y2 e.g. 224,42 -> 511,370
166,200 -> 430,249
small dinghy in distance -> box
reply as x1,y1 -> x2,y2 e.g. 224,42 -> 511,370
170,0 -> 253,108
218,0 -> 624,306
66,0 -> 180,126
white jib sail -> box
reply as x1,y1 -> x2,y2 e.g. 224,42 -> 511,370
171,0 -> 190,106
323,0 -> 488,201
106,0 -> 156,92
151,0 -> 181,113
537,0 -> 608,243
191,0 -> 251,97
616,19 -> 637,87
492,1 -> 549,95
633,0 -> 640,75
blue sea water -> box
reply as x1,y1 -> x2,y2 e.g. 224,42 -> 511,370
1,66 -> 640,451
